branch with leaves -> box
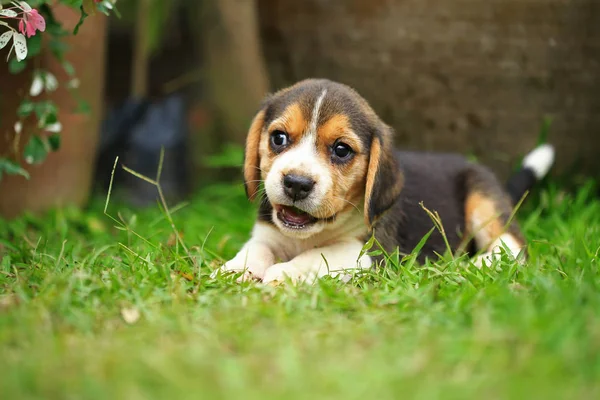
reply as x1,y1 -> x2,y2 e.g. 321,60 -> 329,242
0,0 -> 118,181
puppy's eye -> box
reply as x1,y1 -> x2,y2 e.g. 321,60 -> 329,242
270,130 -> 289,150
332,142 -> 353,161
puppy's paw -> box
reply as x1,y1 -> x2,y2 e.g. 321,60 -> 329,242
472,234 -> 526,269
211,242 -> 276,282
262,262 -> 316,286
211,259 -> 269,282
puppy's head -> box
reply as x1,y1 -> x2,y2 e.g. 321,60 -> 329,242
244,79 -> 402,239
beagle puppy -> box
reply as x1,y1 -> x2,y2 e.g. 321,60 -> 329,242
215,79 -> 555,284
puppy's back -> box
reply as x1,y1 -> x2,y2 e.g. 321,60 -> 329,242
375,151 -> 476,259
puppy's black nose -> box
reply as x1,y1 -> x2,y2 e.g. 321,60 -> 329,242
283,174 -> 315,201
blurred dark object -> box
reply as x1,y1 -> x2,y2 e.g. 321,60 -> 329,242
95,94 -> 190,207
95,0 -> 189,207
96,98 -> 149,186
100,0 -> 269,192
507,169 -> 537,206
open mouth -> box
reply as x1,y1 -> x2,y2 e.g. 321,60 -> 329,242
276,205 -> 319,229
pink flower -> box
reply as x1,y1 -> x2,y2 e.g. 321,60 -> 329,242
18,8 -> 45,38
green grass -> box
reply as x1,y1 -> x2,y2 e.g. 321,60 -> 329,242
1,180 -> 600,399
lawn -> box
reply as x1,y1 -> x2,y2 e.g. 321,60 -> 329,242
1,179 -> 599,399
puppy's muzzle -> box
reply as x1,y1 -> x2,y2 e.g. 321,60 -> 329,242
283,174 -> 315,202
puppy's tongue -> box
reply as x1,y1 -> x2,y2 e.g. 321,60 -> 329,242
280,206 -> 312,225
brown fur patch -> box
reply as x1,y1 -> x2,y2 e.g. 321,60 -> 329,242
258,133 -> 274,183
321,152 -> 369,219
343,156 -> 369,212
315,113 -> 368,218
464,192 -> 505,249
316,114 -> 358,150
363,133 -> 403,228
345,155 -> 369,201
267,102 -> 307,144
258,103 -> 309,186
364,137 -> 382,226
244,110 -> 266,200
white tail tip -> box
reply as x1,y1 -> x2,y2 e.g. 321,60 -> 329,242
522,144 -> 555,179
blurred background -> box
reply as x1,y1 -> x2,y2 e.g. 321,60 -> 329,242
1,0 -> 599,217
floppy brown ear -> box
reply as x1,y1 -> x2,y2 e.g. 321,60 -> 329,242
364,125 -> 403,228
243,109 -> 267,201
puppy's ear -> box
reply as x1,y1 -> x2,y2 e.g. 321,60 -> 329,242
243,109 -> 267,201
364,124 -> 403,228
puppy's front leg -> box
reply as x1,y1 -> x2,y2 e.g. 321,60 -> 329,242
214,222 -> 283,281
262,239 -> 371,285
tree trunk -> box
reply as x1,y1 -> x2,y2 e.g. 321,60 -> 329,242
193,0 -> 270,145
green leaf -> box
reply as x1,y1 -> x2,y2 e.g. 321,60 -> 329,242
17,100 -> 35,117
62,61 -> 75,76
27,33 -> 43,57
42,110 -> 59,126
49,38 -> 70,60
34,101 -> 59,125
82,0 -> 97,15
109,3 -> 122,18
74,98 -> 90,114
23,135 -> 49,165
402,227 -> 435,270
48,133 -> 61,151
8,57 -> 27,74
0,157 -> 30,180
97,1 -> 120,17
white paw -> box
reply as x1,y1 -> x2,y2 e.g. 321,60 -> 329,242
262,262 -> 316,286
472,234 -> 525,269
261,263 -> 362,286
211,258 -> 270,282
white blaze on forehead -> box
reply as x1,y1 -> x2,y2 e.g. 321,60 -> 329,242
309,89 -> 328,138
287,88 -> 328,180
262,87 -> 333,222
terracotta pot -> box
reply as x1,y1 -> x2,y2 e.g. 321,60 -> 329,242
0,5 -> 107,219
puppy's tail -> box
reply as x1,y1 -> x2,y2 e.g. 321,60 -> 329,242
506,144 -> 555,205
